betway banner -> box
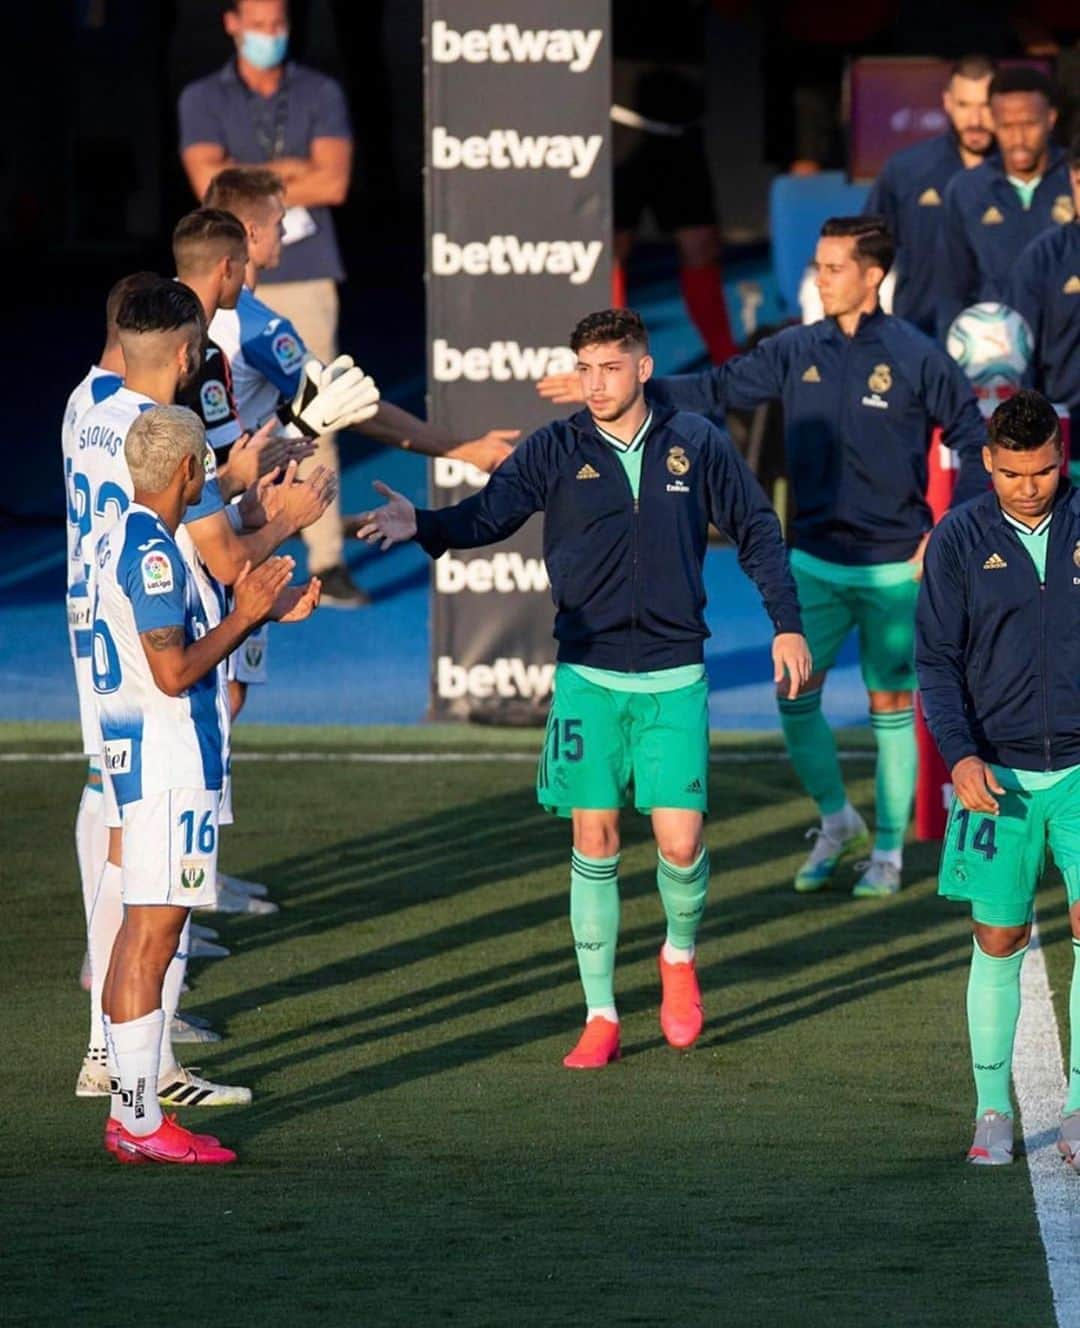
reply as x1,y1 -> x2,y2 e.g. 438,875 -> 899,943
424,0 -> 611,721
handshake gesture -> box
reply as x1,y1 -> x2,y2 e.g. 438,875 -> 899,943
286,354 -> 381,437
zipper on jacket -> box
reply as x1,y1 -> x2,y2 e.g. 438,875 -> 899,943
1039,583 -> 1051,770
629,496 -> 639,672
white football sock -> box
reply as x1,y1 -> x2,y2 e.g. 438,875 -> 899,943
75,770 -> 108,926
110,1008 -> 164,1136
157,917 -> 190,1077
103,1015 -> 122,1119
661,941 -> 694,965
87,863 -> 123,1059
871,846 -> 903,869
587,1005 -> 618,1023
823,802 -> 860,838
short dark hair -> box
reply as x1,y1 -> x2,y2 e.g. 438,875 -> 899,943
203,166 -> 284,216
989,66 -> 1056,103
105,271 -> 159,343
172,208 -> 248,276
115,278 -> 205,337
569,309 -> 649,354
819,215 -> 895,275
988,390 -> 1061,451
950,53 -> 996,83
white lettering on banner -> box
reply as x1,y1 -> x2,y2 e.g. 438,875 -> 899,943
437,655 -> 555,700
433,458 -> 488,489
432,128 -> 602,180
433,338 -> 575,383
937,441 -> 959,472
432,234 -> 602,286
430,21 -> 603,73
436,552 -> 550,594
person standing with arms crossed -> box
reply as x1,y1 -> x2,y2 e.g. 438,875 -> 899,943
917,390 -> 1080,1169
178,0 -> 361,603
355,309 -> 809,1069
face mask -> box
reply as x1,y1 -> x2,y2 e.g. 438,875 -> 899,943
241,29 -> 288,70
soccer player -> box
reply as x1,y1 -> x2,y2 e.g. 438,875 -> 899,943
202,168 -> 519,521
74,278 -> 331,1102
937,66 -> 1074,339
916,390 -> 1080,1168
539,218 -> 987,897
1006,134 -> 1080,443
95,404 -> 318,1164
62,272 -> 154,993
355,309 -> 810,1068
865,54 -> 995,335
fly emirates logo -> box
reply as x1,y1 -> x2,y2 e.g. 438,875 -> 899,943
432,233 -> 602,286
430,21 -> 603,73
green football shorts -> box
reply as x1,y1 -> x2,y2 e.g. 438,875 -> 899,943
792,560 -> 919,692
937,766 -> 1080,925
537,665 -> 709,818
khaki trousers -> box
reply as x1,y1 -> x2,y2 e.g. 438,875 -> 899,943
258,277 -> 344,573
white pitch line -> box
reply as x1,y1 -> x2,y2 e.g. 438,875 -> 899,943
1016,918 -> 1080,1327
0,749 -> 876,765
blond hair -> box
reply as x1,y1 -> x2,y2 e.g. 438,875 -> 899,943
125,406 -> 206,493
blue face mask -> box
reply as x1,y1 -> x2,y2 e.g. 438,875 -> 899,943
241,29 -> 288,70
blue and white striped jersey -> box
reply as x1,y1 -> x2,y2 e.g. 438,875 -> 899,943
92,506 -> 224,805
73,385 -> 227,758
62,364 -> 122,753
209,286 -> 308,429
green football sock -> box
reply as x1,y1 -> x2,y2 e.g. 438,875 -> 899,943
778,689 -> 846,816
1065,940 -> 1080,1114
870,708 -> 916,853
967,940 -> 1027,1118
657,849 -> 710,950
569,850 -> 620,1011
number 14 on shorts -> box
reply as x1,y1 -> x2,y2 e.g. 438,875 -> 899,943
953,807 -> 998,860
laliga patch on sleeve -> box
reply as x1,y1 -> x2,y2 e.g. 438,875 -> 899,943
202,444 -> 219,480
200,379 -> 231,424
141,551 -> 175,595
271,329 -> 304,376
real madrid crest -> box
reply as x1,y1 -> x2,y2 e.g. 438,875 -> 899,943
666,446 -> 690,477
867,363 -> 892,395
1072,540 -> 1080,570
1053,195 -> 1076,226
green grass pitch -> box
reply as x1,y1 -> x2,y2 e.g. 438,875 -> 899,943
2,724 -> 1071,1326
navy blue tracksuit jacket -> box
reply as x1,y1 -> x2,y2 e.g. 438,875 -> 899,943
936,147 -> 1074,337
413,406 -> 802,672
647,309 -> 987,566
1007,220 -> 1080,432
865,132 -> 977,336
916,484 -> 1080,772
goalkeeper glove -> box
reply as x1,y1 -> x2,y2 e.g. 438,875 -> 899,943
282,358 -> 380,437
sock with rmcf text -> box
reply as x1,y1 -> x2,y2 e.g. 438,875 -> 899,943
967,940 -> 1027,1118
569,850 -> 620,1023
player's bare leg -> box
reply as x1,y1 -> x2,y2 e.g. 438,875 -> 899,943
652,809 -> 708,1048
563,810 -> 622,1069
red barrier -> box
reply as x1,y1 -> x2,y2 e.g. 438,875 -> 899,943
915,401 -> 1072,839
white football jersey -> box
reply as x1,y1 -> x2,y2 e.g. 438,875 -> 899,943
61,365 -> 123,753
92,505 -> 224,805
72,385 -> 228,757
209,287 -> 309,429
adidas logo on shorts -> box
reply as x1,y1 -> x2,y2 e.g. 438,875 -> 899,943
982,552 -> 1007,570
685,777 -> 703,793
576,463 -> 599,480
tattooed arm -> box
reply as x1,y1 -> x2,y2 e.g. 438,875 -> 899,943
138,559 -> 294,697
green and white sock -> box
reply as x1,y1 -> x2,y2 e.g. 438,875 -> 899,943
1065,940 -> 1080,1115
778,689 -> 846,816
870,708 -> 916,855
967,940 -> 1027,1118
569,850 -> 620,1020
656,849 -> 710,952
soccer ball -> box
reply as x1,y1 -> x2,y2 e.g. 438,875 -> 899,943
946,302 -> 1033,389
